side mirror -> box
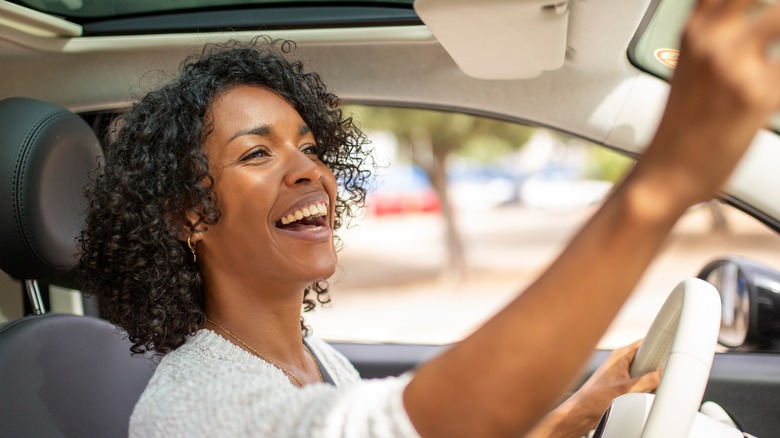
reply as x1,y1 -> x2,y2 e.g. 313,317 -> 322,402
698,257 -> 780,351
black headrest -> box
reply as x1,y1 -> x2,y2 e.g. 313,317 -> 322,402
0,97 -> 102,284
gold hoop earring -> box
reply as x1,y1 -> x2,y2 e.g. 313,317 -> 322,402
187,235 -> 197,263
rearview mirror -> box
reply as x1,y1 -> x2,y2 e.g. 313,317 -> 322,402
698,257 -> 780,351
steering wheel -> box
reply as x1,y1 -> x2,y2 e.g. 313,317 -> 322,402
597,278 -> 722,438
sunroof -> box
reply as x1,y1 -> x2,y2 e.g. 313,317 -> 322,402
9,0 -> 420,36
11,0 -> 414,19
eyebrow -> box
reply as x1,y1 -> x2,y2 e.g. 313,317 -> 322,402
227,123 -> 311,143
227,124 -> 271,143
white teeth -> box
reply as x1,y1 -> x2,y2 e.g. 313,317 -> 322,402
280,202 -> 328,225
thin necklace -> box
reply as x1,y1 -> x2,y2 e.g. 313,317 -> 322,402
205,317 -> 322,387
304,341 -> 324,383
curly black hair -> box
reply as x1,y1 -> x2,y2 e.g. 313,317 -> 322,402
77,38 -> 371,356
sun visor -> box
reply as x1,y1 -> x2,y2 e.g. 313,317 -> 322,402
414,0 -> 569,80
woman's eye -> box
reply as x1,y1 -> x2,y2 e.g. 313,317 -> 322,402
302,144 -> 321,156
241,147 -> 269,161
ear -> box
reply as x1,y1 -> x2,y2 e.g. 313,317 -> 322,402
176,208 -> 206,243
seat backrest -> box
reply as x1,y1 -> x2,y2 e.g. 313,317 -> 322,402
0,314 -> 157,437
0,97 -> 156,438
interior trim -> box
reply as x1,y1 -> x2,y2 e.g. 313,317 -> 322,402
0,1 -> 82,37
0,23 -> 433,53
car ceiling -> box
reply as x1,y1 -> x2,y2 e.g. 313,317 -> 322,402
2,0 -> 780,230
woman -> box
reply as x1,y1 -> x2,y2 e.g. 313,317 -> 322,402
78,1 -> 780,436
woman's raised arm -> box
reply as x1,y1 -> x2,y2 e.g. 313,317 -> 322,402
403,1 -> 780,436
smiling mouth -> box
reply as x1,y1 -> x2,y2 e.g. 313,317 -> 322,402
276,202 -> 329,230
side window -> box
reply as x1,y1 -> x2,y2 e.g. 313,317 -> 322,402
306,106 -> 780,348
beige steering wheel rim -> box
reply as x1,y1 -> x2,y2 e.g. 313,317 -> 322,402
629,278 -> 721,438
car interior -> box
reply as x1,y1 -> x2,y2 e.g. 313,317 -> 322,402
1,0 -> 780,437
0,97 -> 156,437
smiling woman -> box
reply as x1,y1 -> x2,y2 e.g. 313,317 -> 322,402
73,1 -> 780,435
77,39 -> 372,357
197,86 -> 340,366
74,37 -> 659,437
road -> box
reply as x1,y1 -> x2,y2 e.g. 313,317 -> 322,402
306,203 -> 780,349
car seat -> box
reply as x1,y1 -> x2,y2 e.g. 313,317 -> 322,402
0,97 -> 156,437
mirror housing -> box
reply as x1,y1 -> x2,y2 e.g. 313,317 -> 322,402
698,257 -> 780,352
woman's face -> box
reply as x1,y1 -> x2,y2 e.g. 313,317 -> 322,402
197,85 -> 339,292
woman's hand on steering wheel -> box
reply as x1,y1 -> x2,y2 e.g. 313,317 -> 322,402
527,340 -> 661,438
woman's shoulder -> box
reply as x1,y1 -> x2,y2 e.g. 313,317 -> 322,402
131,330 -> 314,436
131,331 -> 419,437
134,329 -> 294,408
149,330 -> 359,386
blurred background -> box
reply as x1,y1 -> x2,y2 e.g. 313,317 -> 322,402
306,105 -> 780,349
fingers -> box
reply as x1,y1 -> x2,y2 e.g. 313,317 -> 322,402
672,0 -> 780,119
609,339 -> 641,356
693,0 -> 756,23
702,0 -> 780,45
628,369 -> 662,394
753,6 -> 780,44
714,0 -> 758,16
608,339 -> 642,365
693,0 -> 720,14
623,339 -> 643,358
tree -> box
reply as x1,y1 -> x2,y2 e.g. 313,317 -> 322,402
345,105 -> 534,279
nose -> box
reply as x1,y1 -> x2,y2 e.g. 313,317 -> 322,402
283,149 -> 323,187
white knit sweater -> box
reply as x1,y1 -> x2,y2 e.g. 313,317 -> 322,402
130,329 -> 420,437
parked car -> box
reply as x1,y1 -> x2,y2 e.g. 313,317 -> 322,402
448,165 -> 522,210
366,165 -> 441,216
1,0 -> 780,437
520,164 -> 613,210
